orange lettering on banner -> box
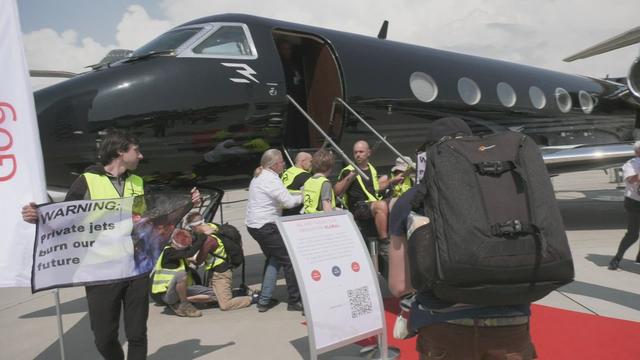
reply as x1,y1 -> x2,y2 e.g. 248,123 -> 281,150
0,102 -> 17,182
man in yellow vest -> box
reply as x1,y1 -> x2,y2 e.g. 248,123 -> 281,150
151,229 -> 215,317
184,212 -> 255,311
22,128 -> 201,360
303,149 -> 336,213
281,152 -> 312,216
334,140 -> 405,241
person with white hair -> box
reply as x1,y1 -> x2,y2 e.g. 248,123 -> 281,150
609,140 -> 640,270
246,149 -> 304,312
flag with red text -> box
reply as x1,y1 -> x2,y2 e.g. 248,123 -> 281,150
0,0 -> 48,287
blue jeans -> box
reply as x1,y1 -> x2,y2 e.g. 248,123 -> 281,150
247,223 -> 301,305
259,256 -> 281,305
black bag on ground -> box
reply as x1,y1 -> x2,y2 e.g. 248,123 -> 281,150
409,132 -> 574,305
214,223 -> 244,268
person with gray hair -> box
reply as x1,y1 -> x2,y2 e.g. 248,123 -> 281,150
246,149 -> 304,312
609,140 -> 640,270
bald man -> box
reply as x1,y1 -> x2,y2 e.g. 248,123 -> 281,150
281,152 -> 312,216
335,140 -> 404,242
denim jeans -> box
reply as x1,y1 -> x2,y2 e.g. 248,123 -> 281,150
258,256 -> 281,305
247,223 -> 301,304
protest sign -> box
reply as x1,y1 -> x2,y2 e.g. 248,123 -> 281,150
277,211 -> 387,358
32,193 -> 193,292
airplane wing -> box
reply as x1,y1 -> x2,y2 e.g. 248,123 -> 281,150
29,70 -> 76,78
564,26 -> 640,62
542,143 -> 634,174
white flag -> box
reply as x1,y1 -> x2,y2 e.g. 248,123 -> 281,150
0,0 -> 48,287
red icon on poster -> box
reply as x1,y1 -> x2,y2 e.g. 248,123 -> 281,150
351,261 -> 360,272
311,270 -> 321,281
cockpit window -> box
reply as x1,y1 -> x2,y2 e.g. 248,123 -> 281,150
192,26 -> 253,56
179,23 -> 258,60
131,27 -> 203,57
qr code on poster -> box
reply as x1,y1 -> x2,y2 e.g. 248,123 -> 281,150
347,285 -> 373,318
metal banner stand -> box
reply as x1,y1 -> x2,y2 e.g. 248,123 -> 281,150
53,289 -> 66,360
356,239 -> 400,360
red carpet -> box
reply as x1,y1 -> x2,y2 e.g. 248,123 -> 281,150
355,299 -> 640,359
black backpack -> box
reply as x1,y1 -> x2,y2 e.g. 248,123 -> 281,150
409,132 -> 574,305
213,223 -> 244,268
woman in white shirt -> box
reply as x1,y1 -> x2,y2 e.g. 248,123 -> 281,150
246,149 -> 304,312
609,141 -> 640,270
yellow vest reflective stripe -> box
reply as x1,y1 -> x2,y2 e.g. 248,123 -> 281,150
281,166 -> 308,194
205,233 -> 227,271
342,164 -> 380,206
391,175 -> 413,197
83,172 -> 144,199
151,246 -> 191,294
303,175 -> 336,213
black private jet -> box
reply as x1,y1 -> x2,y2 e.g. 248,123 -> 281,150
32,14 -> 640,191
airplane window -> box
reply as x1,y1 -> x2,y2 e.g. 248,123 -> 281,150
410,72 -> 438,102
458,77 -> 481,105
555,88 -> 572,113
497,82 -> 516,107
529,86 -> 546,109
132,28 -> 202,57
193,26 -> 253,56
579,90 -> 594,114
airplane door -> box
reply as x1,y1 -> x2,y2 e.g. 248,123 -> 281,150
273,31 -> 344,150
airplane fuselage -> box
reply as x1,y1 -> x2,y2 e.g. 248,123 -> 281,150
34,14 -> 639,190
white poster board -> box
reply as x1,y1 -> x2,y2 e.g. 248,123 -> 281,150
276,210 -> 386,357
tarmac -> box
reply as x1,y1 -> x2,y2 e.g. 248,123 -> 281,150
1,170 -> 639,359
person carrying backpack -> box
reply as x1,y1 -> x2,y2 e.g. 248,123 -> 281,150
388,117 -> 539,359
185,212 -> 256,311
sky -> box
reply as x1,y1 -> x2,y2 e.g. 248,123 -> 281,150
16,0 -> 640,90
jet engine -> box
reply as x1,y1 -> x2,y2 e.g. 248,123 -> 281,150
628,57 -> 640,98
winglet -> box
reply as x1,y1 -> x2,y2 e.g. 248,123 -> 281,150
378,20 -> 389,40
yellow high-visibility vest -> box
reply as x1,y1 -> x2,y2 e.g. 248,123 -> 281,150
281,166 -> 309,194
341,163 -> 380,207
83,172 -> 144,199
205,223 -> 228,270
83,172 -> 145,213
391,175 -> 413,197
151,246 -> 192,294
303,175 -> 336,213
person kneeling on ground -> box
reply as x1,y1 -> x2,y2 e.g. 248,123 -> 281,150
151,229 -> 217,317
185,212 -> 257,310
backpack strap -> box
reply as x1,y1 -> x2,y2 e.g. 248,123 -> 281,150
490,220 -> 547,290
474,160 -> 516,176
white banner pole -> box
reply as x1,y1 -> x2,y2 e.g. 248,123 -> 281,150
53,289 -> 66,360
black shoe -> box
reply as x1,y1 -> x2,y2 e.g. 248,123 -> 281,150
287,301 -> 304,312
608,257 -> 620,270
257,299 -> 279,313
